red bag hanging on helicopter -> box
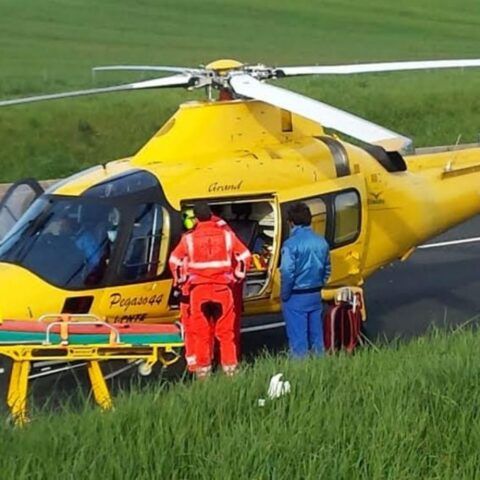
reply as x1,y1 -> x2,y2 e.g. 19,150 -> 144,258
323,290 -> 363,353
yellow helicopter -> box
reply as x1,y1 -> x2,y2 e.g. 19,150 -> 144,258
1,57 -> 480,335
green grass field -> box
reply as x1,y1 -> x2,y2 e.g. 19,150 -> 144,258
1,0 -> 480,181
1,3 -> 480,477
1,328 -> 479,479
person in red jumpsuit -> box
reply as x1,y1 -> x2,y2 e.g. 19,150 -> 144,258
170,209 -> 248,374
212,214 -> 247,357
169,202 -> 251,378
169,209 -> 197,372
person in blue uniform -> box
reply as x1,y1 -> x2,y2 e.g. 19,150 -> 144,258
280,202 -> 331,357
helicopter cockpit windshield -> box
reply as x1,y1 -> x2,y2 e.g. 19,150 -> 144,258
0,171 -> 170,289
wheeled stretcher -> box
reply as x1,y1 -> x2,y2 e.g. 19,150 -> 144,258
0,314 -> 184,425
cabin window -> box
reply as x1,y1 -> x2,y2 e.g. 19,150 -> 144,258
281,196 -> 329,248
119,203 -> 169,282
333,191 -> 360,246
303,197 -> 327,236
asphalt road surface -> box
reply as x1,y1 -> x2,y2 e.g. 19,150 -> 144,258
364,214 -> 480,340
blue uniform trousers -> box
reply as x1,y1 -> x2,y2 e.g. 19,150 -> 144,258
282,292 -> 324,358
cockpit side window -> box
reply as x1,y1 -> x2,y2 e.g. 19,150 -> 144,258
0,197 -> 120,289
0,170 -> 174,290
118,203 -> 169,282
0,197 -> 49,251
304,197 -> 327,236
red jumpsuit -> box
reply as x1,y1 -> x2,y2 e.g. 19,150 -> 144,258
179,282 -> 196,372
213,216 -> 248,356
168,258 -> 197,372
169,219 -> 251,375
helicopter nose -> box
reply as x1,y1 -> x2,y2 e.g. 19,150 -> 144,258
0,263 -> 66,320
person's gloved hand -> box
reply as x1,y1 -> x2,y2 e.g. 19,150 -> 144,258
169,284 -> 183,307
171,285 -> 182,299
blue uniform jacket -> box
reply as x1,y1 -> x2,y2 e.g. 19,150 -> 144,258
280,226 -> 331,301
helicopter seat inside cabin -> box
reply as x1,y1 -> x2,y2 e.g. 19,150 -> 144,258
227,219 -> 259,252
226,203 -> 260,252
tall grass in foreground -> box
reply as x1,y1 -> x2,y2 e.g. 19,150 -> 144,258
1,329 -> 479,479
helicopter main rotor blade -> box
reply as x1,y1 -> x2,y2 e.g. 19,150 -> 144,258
0,74 -> 193,107
92,65 -> 205,75
229,74 -> 411,151
276,59 -> 480,77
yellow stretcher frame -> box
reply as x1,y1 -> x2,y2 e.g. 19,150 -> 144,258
0,316 -> 184,426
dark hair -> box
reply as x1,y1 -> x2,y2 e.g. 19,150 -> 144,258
287,202 -> 312,226
193,201 -> 212,221
210,204 -> 223,216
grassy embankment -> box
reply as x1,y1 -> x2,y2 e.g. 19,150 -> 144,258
1,0 -> 480,181
0,328 -> 479,478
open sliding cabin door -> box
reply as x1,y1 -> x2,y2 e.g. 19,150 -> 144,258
179,196 -> 282,316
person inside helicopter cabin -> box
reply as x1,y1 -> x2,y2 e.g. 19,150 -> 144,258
53,207 -> 119,286
280,202 -> 331,358
61,216 -> 107,283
